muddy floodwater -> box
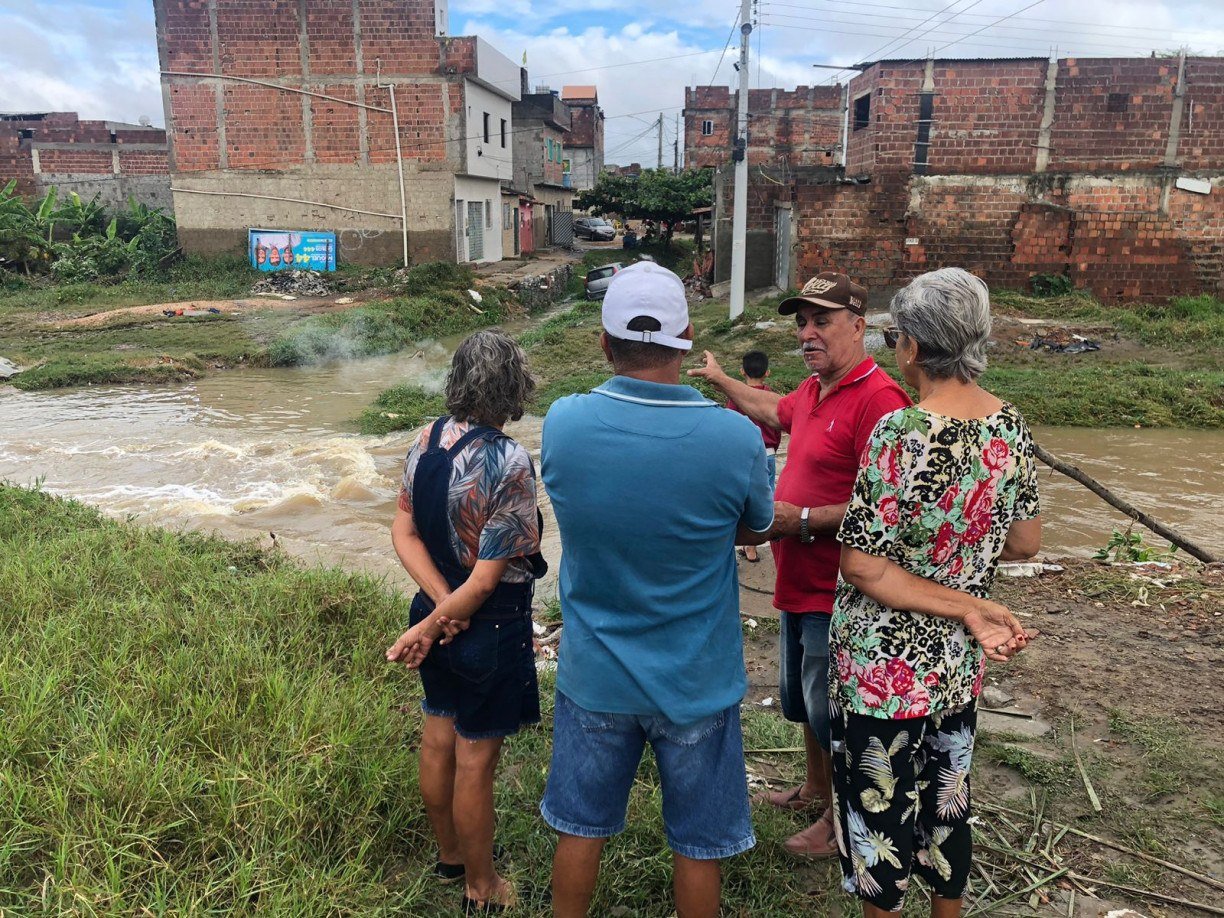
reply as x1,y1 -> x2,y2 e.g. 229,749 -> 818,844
2,347 -> 1221,596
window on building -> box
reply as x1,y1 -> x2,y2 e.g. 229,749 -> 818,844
853,94 -> 871,131
501,118 -> 507,147
483,112 -> 490,143
486,200 -> 492,229
701,120 -> 714,136
1107,92 -> 1129,113
503,202 -> 512,230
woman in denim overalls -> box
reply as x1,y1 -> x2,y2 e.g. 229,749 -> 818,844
387,330 -> 546,914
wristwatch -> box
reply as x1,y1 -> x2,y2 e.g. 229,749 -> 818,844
799,507 -> 816,544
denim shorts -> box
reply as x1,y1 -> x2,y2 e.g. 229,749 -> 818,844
540,691 -> 756,860
779,611 -> 832,750
409,591 -> 540,740
766,453 -> 777,491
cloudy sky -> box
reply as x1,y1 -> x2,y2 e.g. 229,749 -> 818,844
2,0 -> 1223,166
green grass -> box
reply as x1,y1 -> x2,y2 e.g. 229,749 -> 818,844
357,385 -> 447,436
0,255 -> 260,315
0,483 -> 863,915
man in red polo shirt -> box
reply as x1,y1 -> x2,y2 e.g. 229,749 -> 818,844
690,272 -> 910,858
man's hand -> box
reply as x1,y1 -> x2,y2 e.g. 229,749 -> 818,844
386,619 -> 443,669
963,602 -> 1039,663
687,350 -> 730,386
770,501 -> 804,539
435,615 -> 470,645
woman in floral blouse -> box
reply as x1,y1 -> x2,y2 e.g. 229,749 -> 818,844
828,268 -> 1042,917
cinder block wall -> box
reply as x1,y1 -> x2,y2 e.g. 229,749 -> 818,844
684,85 -> 843,170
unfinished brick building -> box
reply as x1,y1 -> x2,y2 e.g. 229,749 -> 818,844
0,112 -> 170,210
152,0 -> 521,264
684,85 -> 843,169
699,55 -> 1224,304
561,86 -> 604,192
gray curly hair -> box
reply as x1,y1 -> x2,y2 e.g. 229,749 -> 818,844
444,329 -> 536,426
890,267 -> 993,382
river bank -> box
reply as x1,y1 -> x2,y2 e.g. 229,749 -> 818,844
2,484 -> 1219,915
0,258 -> 528,391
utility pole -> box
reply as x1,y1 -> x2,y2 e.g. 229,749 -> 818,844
674,113 -> 680,173
729,0 -> 753,319
657,113 -> 664,170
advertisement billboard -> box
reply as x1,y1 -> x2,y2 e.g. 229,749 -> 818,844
249,229 -> 337,272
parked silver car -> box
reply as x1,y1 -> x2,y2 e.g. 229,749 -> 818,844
584,263 -> 623,299
574,217 -> 616,242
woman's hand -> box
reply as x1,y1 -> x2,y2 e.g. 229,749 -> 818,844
386,619 -> 442,669
435,616 -> 470,645
963,601 -> 1039,663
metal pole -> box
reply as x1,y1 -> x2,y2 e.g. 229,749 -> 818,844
729,0 -> 752,319
657,113 -> 664,170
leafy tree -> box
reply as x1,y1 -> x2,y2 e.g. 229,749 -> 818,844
576,168 -> 713,249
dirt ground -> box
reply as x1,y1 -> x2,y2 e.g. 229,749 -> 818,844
45,293 -> 381,329
735,549 -> 1224,916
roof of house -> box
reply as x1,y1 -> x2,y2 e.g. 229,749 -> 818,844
561,85 -> 598,102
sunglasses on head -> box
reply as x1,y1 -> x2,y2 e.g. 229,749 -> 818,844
883,328 -> 900,349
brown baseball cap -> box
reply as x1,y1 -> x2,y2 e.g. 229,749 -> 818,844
778,271 -> 868,316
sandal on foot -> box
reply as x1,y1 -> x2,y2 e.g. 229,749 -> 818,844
434,845 -> 506,883
784,811 -> 838,860
752,785 -> 820,812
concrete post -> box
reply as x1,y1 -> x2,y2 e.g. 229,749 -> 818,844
729,0 -> 752,320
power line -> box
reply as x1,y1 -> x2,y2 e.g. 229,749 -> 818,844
764,0 -> 1209,41
708,3 -> 744,86
761,9 -> 1173,52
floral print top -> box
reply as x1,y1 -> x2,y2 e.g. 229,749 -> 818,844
830,404 -> 1041,719
399,418 -> 541,584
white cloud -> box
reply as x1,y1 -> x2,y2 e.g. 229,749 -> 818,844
1,0 -> 1221,165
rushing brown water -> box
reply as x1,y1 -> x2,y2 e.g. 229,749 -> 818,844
2,346 -> 1220,593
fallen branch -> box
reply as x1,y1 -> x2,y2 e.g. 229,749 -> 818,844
1032,442 -> 1220,563
979,706 -> 1035,719
1069,872 -> 1224,916
980,801 -> 1224,893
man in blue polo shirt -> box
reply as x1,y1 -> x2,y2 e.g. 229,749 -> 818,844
539,261 -> 775,917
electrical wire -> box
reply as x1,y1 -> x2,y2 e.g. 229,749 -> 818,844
764,0 -> 1208,42
708,3 -> 744,87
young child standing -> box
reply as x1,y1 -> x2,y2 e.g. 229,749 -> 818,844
726,350 -> 781,562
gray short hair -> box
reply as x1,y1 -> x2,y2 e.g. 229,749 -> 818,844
445,329 -> 536,426
890,268 -> 992,382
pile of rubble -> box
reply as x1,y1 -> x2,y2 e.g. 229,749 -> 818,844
250,270 -> 333,299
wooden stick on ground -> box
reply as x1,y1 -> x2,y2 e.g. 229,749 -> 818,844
1032,442 -> 1220,563
980,801 -> 1224,893
963,867 -> 1069,917
1069,872 -> 1224,917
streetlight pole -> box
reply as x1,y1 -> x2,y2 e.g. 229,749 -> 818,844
729,0 -> 752,319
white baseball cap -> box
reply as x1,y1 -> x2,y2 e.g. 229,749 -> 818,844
601,261 -> 693,351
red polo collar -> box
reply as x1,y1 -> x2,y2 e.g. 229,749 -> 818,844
814,356 -> 881,403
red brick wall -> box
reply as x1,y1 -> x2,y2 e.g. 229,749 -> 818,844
728,169 -> 1223,304
1048,58 -> 1176,172
1181,58 -> 1224,170
846,55 -> 1224,177
157,0 -> 460,174
0,132 -> 37,196
568,102 -> 598,149
684,86 -> 842,169
117,150 -> 171,175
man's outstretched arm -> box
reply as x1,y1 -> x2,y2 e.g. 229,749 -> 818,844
688,351 -> 783,430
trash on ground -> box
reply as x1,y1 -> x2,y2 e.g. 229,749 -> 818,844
468,289 -> 483,304
0,357 -> 24,379
999,562 -> 1065,577
759,696 -> 774,707
249,269 -> 333,298
1015,328 -> 1102,354
334,296 -> 355,305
